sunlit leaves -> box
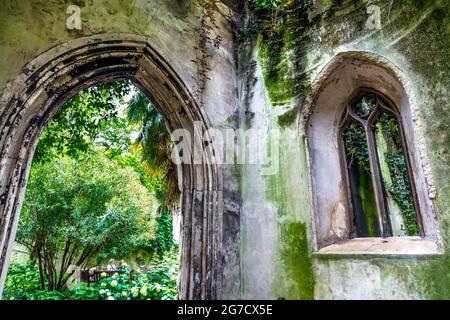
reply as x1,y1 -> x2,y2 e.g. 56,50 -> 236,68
34,81 -> 132,162
17,153 -> 157,290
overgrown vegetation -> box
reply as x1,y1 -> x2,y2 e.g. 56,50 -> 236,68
343,97 -> 419,236
376,113 -> 419,236
343,122 -> 370,170
127,92 -> 179,208
5,81 -> 179,299
343,122 -> 380,237
248,0 -> 312,110
16,153 -> 156,291
4,250 -> 178,300
34,82 -> 132,162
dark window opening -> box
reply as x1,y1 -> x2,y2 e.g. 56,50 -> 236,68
340,90 -> 422,238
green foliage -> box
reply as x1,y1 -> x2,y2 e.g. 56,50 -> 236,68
152,208 -> 176,258
344,110 -> 419,236
376,113 -> 419,236
3,250 -> 178,300
93,264 -> 177,300
344,119 -> 380,237
127,92 -> 179,206
251,0 -> 290,10
93,250 -> 178,301
34,80 -> 178,209
34,81 -> 132,162
353,95 -> 376,117
2,263 -> 42,300
343,122 -> 370,169
17,152 -> 156,290
10,80 -> 179,298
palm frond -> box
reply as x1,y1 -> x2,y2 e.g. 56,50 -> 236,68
127,91 -> 180,207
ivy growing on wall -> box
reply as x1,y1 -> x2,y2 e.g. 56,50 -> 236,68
343,122 -> 370,171
252,0 -> 295,10
376,113 -> 419,236
343,110 -> 419,236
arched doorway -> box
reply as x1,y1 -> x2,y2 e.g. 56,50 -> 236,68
0,34 -> 223,300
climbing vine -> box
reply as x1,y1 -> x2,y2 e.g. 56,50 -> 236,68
251,0 -> 288,9
376,113 -> 419,236
343,122 -> 370,171
152,207 -> 176,258
343,109 -> 419,236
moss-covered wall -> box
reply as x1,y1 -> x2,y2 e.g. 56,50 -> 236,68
239,0 -> 450,299
1,0 -> 449,300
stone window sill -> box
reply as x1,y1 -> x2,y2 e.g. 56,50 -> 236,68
313,237 -> 443,259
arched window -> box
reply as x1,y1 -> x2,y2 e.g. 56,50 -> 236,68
305,52 -> 441,254
339,90 -> 423,238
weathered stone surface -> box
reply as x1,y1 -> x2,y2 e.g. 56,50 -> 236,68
0,0 -> 449,300
240,0 -> 450,300
0,1 -> 240,300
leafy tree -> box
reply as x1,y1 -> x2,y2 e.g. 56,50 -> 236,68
16,152 -> 157,291
34,81 -> 132,162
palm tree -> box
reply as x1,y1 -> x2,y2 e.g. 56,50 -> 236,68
127,91 -> 179,208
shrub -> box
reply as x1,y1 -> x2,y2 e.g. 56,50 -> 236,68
3,250 -> 178,300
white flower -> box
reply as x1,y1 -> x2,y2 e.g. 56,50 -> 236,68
100,272 -> 107,278
122,291 -> 128,298
107,296 -> 115,301
112,273 -> 119,278
154,284 -> 161,292
131,287 -> 138,293
140,286 -> 148,297
99,289 -> 105,295
101,282 -> 107,287
111,280 -> 118,287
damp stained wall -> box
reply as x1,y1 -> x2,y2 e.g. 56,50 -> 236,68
0,0 -> 449,300
0,0 -> 241,299
239,0 -> 450,300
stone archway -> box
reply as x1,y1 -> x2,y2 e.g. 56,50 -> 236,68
0,34 -> 223,300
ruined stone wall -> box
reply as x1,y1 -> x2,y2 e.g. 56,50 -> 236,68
0,0 -> 449,300
0,0 -> 241,299
239,0 -> 450,299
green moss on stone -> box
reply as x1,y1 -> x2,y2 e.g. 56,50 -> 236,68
357,163 -> 380,237
277,222 -> 315,299
414,255 -> 450,300
277,106 -> 299,127
264,126 -> 315,299
257,36 -> 297,106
